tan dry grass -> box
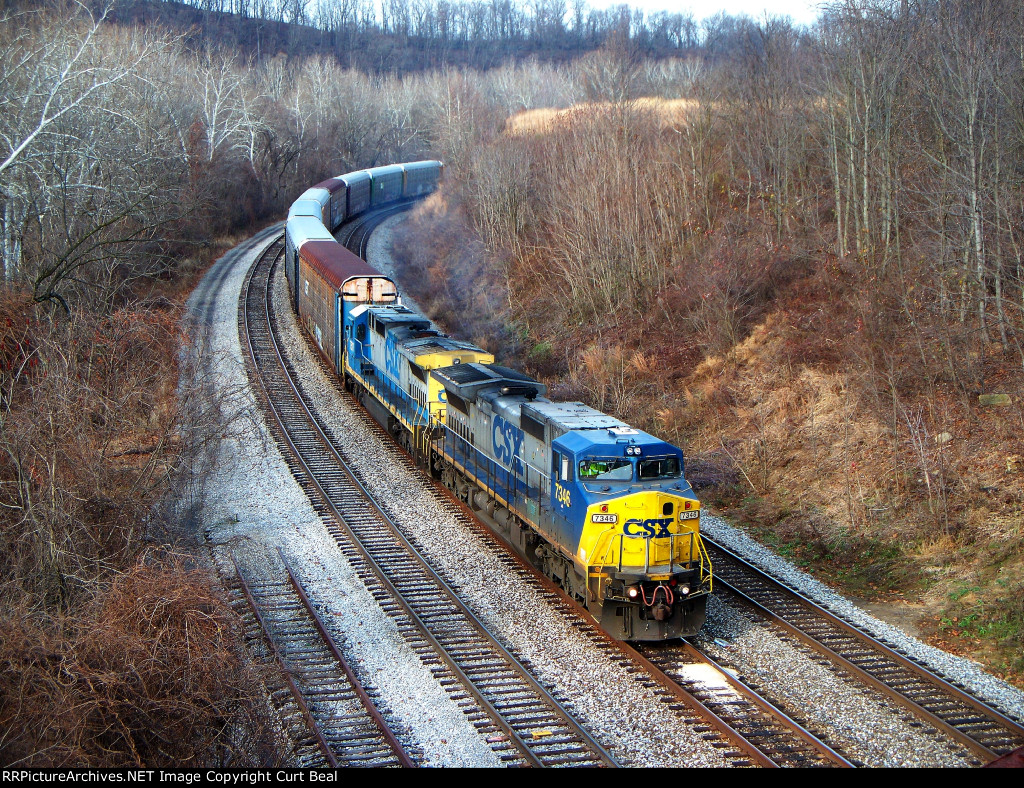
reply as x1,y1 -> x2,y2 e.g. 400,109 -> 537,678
688,313 -> 895,535
505,98 -> 699,136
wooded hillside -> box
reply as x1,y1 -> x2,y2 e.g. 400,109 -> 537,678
1,0 -> 1021,764
389,0 -> 1024,682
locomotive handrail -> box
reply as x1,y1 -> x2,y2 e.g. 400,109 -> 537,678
696,533 -> 714,593
438,419 -> 550,515
613,531 -> 698,574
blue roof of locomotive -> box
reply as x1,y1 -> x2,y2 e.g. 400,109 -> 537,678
556,428 -> 696,499
555,427 -> 680,460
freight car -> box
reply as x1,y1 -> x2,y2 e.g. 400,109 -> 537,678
284,162 -> 712,641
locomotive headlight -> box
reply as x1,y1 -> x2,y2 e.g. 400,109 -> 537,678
626,586 -> 639,599
680,585 -> 690,596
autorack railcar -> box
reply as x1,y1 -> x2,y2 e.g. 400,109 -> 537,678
369,164 -> 406,207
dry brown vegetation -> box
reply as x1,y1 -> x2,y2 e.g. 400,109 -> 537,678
1,558 -> 263,766
505,98 -> 696,135
392,0 -> 1024,683
0,285 -> 276,766
5,0 -> 1024,763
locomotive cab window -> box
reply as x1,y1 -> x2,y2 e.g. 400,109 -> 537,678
553,452 -> 570,482
638,456 -> 681,480
579,458 -> 633,481
355,325 -> 367,342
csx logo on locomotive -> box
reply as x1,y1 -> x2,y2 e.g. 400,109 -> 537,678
492,415 -> 525,474
623,517 -> 675,538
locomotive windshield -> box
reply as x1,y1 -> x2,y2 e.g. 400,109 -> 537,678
638,456 -> 681,480
579,458 -> 633,481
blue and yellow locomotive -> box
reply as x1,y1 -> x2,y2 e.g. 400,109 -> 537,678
286,161 -> 712,641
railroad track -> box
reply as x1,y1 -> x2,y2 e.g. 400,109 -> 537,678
262,212 -> 865,768
702,537 -> 1024,764
635,640 -> 853,767
225,546 -> 415,767
239,224 -> 618,768
335,200 -> 414,256
409,502 -> 854,768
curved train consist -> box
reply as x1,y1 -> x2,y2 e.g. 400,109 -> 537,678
284,161 -> 712,641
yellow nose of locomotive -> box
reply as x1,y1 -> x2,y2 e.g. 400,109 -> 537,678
580,490 -> 711,641
581,491 -> 702,572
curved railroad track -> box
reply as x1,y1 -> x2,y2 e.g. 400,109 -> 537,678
335,199 -> 414,257
223,544 -> 416,767
702,538 -> 1024,764
239,217 -> 619,768
254,210 -> 867,768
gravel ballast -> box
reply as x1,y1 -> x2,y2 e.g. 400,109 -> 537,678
697,597 -> 972,766
185,215 -> 1024,768
700,514 -> 1024,726
186,228 -> 505,767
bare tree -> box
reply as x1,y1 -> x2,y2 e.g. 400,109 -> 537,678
0,3 -> 158,283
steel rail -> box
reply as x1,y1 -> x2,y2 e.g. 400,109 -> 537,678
241,223 -> 619,768
277,547 -> 417,768
649,639 -> 855,767
462,498 -> 851,768
230,551 -> 339,767
251,243 -> 613,767
305,346 -> 853,768
704,537 -> 1024,763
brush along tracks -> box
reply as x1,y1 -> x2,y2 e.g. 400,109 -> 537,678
222,547 -> 416,767
703,538 -> 1024,765
240,229 -> 617,768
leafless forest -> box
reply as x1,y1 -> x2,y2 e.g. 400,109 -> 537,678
0,0 -> 1022,765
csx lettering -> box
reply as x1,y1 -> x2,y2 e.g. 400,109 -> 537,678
623,518 -> 674,538
555,482 -> 571,508
492,415 -> 525,472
